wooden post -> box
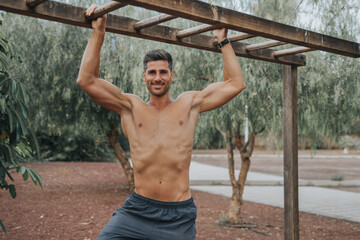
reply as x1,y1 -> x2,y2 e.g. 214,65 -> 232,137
283,65 -> 299,240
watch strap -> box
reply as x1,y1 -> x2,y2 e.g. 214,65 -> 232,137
218,38 -> 230,48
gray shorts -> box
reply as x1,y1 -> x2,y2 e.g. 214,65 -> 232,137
97,192 -> 197,240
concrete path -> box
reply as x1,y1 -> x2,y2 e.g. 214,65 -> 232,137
189,161 -> 360,223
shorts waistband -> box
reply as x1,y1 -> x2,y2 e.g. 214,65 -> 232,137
132,192 -> 194,209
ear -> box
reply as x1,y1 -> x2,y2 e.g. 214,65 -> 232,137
170,70 -> 174,82
143,71 -> 146,82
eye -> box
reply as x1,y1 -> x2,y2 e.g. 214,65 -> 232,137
160,70 -> 169,75
147,70 -> 156,75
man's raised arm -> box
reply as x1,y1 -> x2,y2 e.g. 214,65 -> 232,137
77,4 -> 131,115
192,28 -> 246,113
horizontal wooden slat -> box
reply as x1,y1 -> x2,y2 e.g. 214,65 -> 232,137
0,0 -> 305,66
119,0 -> 360,58
273,47 -> 313,57
85,1 -> 128,20
133,14 -> 176,30
26,0 -> 47,8
246,40 -> 286,52
176,24 -> 214,39
228,33 -> 255,42
212,32 -> 254,46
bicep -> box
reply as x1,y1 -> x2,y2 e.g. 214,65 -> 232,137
194,81 -> 244,113
79,77 -> 132,114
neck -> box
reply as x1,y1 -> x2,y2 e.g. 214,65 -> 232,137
148,94 -> 173,110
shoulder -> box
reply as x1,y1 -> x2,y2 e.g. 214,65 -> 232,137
123,93 -> 146,105
176,91 -> 199,101
175,91 -> 202,111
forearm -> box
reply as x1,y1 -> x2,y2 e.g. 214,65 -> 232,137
77,29 -> 105,85
220,43 -> 245,89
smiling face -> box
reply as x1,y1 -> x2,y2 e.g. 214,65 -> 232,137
143,60 -> 174,97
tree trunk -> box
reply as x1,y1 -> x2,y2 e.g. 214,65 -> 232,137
107,123 -> 135,192
224,127 -> 264,225
223,129 -> 243,224
235,133 -> 252,204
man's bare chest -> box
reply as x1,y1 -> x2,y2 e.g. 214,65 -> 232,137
121,101 -> 198,141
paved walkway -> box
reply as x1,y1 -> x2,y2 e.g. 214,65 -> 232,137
189,161 -> 360,223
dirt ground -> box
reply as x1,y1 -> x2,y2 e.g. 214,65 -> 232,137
1,150 -> 360,240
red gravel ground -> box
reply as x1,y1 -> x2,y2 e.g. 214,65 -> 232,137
0,161 -> 359,240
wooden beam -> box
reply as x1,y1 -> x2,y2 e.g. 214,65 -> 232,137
283,65 -> 300,240
212,32 -> 254,46
85,1 -> 128,20
228,33 -> 255,42
246,40 -> 286,52
134,14 -> 177,30
119,0 -> 360,58
0,0 -> 305,66
176,24 -> 214,39
273,47 -> 313,57
26,0 -> 47,8
133,14 -> 176,30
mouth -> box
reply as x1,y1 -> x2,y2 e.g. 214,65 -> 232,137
151,82 -> 165,89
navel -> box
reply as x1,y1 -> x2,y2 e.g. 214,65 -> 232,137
138,123 -> 143,128
179,120 -> 183,126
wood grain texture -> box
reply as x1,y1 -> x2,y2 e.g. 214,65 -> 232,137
246,40 -> 286,52
85,1 -> 128,20
283,65 -> 300,240
118,0 -> 359,58
0,0 -> 306,66
133,14 -> 176,30
25,0 -> 47,8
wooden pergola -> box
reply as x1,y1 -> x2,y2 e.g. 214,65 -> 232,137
1,0 -> 359,239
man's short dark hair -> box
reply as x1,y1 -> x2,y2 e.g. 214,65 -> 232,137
143,49 -> 173,71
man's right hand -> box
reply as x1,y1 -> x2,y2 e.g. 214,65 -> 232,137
85,4 -> 107,33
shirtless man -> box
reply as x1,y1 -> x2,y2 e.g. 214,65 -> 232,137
78,5 -> 245,240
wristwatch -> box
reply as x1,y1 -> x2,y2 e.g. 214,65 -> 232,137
218,38 -> 230,48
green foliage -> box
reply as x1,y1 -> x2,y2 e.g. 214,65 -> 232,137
331,174 -> 344,181
218,212 -> 229,225
0,220 -> 6,234
0,16 -> 43,235
338,135 -> 360,149
37,131 -> 115,162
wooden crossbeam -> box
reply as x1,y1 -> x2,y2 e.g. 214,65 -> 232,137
212,33 -> 254,46
273,47 -> 313,57
228,33 -> 255,42
85,1 -> 128,20
246,40 -> 286,52
133,14 -> 176,30
0,0 -> 305,66
119,0 -> 360,58
176,24 -> 214,39
26,0 -> 47,8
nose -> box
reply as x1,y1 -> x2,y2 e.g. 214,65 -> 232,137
154,72 -> 162,81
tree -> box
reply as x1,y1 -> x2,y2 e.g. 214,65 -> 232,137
0,17 -> 43,234
296,0 -> 360,149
